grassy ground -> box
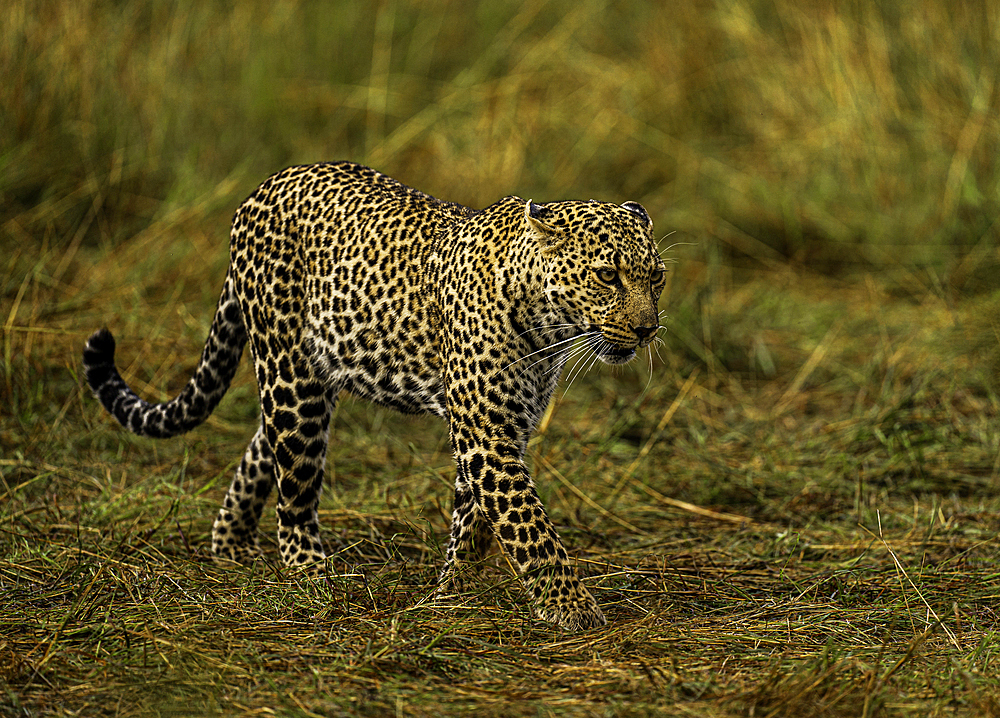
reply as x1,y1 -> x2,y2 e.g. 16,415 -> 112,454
3,1 -> 1000,716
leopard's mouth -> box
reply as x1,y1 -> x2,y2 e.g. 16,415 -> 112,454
596,344 -> 636,365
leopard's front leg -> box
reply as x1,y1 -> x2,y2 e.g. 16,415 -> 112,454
444,420 -> 606,631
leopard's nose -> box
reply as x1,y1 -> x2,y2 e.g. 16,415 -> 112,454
632,325 -> 658,341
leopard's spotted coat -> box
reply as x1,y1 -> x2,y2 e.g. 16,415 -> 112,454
84,162 -> 666,630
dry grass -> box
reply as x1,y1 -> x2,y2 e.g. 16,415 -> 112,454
3,1 -> 1000,716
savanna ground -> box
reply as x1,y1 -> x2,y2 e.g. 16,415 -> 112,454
2,1 -> 1000,716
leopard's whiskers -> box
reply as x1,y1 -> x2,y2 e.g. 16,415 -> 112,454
574,345 -> 607,393
558,335 -> 598,384
540,332 -> 603,377
657,234 -> 697,255
504,330 -> 604,377
501,332 -> 589,373
656,230 -> 677,249
563,336 -> 606,394
547,336 -> 598,378
515,322 -> 579,340
644,345 -> 655,392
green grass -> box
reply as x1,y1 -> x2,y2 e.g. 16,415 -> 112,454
3,1 -> 1000,715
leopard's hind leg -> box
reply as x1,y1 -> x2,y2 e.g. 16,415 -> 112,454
254,348 -> 339,569
437,472 -> 495,592
211,422 -> 274,565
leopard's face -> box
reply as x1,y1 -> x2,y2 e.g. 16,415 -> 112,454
529,200 -> 667,365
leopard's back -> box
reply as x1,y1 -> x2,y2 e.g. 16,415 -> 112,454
230,162 -> 471,416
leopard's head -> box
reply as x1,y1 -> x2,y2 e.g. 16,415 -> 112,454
525,199 -> 667,365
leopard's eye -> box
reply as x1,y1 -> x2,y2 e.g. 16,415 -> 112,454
595,268 -> 618,284
650,268 -> 665,285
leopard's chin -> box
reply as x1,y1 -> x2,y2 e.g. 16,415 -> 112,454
597,346 -> 636,365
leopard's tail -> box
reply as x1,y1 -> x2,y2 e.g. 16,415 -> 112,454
83,274 -> 247,439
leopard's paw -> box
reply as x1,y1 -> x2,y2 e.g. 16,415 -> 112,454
528,565 -> 607,631
211,538 -> 265,567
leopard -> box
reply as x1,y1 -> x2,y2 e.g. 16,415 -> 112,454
83,161 -> 667,631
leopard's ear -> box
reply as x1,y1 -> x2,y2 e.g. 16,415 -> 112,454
525,200 -> 564,252
621,201 -> 651,226
526,200 -> 556,232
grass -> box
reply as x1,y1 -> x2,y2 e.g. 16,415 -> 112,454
3,0 -> 1000,715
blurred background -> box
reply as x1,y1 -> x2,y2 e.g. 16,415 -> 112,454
7,0 -> 1000,264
